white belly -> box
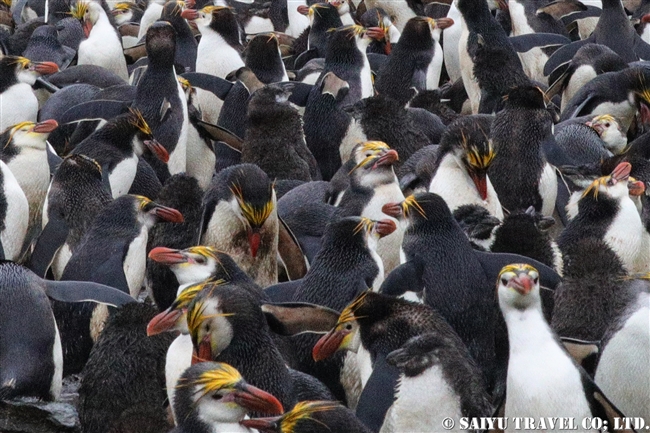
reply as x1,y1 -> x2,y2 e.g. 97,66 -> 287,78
426,41 -> 444,90
78,25 -> 128,81
286,0 -> 309,37
50,319 -> 63,400
138,3 -> 163,40
0,162 -> 28,261
7,148 -> 50,227
561,65 -> 596,112
0,84 -> 38,131
167,334 -> 193,423
52,243 -> 72,280
458,24 -> 480,114
166,82 -> 188,175
360,55 -> 374,99
244,16 -> 274,34
443,3 -> 462,82
604,196 -> 649,274
123,225 -> 148,298
185,125 -> 216,190
595,295 -> 650,423
108,156 -> 138,198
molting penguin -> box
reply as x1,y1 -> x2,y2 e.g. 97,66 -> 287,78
69,109 -> 169,198
54,195 -> 183,375
488,85 -> 557,216
133,21 -> 189,178
160,0 -> 198,73
497,263 -> 630,427
374,16 -> 453,104
22,25 -> 76,71
245,33 -> 288,84
336,141 -> 404,274
0,119 -> 57,235
77,302 -> 175,433
184,5 -> 244,124
428,114 -> 503,219
382,333 -> 494,433
559,163 -> 650,275
171,361 -> 284,433
201,164 -> 279,288
30,154 -> 112,280
242,401 -> 372,433
241,84 -> 320,182
0,56 -> 58,131
0,261 -> 134,401
71,1 -> 129,81
0,160 -> 28,261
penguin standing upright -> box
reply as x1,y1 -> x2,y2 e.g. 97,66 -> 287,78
245,33 -> 289,84
241,85 -> 321,182
0,119 -> 58,236
183,5 -> 244,123
55,195 -> 183,375
0,160 -> 28,261
133,21 -> 189,177
293,3 -> 342,72
497,263 -> 630,428
71,1 -> 129,81
375,16 -> 453,104
0,261 -> 134,401
428,114 -> 502,219
30,154 -> 112,280
201,164 -> 279,288
488,86 -> 557,216
160,0 -> 198,73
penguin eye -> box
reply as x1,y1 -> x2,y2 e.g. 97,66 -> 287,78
605,123 -> 610,128
345,323 -> 353,331
501,277 -> 508,286
533,277 -> 539,284
212,393 -> 223,401
195,256 -> 206,265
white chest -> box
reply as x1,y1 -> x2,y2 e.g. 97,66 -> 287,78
539,163 -> 558,217
109,155 -> 138,198
167,334 -> 194,423
0,84 -> 38,131
339,119 -> 368,162
166,82 -> 189,175
123,224 -> 148,297
0,162 -> 29,260
605,197 -> 649,274
426,41 -> 444,90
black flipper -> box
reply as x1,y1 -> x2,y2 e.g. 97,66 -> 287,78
60,99 -> 130,125
264,280 -> 303,303
261,302 -> 340,335
43,280 -> 136,306
287,82 -> 314,107
509,33 -> 571,53
86,251 -> 131,294
379,258 -> 425,297
61,46 -> 77,70
28,216 -> 69,277
560,5 -> 602,25
33,77 -> 60,93
196,120 -> 243,152
567,92 -> 597,119
294,48 -> 319,71
278,216 -> 308,280
543,38 -> 590,76
580,369 -> 637,432
181,72 -> 234,100
12,0 -> 27,23
633,34 -> 650,60
355,353 -> 400,433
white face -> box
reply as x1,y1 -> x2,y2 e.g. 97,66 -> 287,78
199,297 -> 234,356
195,10 -> 214,32
497,269 -> 540,312
9,126 -> 48,150
194,385 -> 247,424
171,256 -> 218,286
86,2 -> 103,24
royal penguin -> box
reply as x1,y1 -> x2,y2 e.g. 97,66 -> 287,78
560,65 -> 650,134
380,193 -> 562,390
171,361 -> 284,433
362,0 -> 421,33
30,154 -> 112,280
336,141 -> 405,274
184,5 -> 244,124
559,162 -> 650,275
77,302 -> 175,433
491,206 -> 562,274
242,401 -> 372,433
54,195 -> 183,375
0,261 -> 134,401
554,114 -> 627,165
0,55 -> 58,131
374,16 -> 453,104
186,281 -> 334,413
241,84 -> 320,182
145,174 -> 204,310
0,160 -> 28,261
111,2 -> 145,26
359,7 -> 401,55
70,1 -> 129,82
428,114 -> 503,219
293,2 -> 342,72
201,164 -> 279,288
269,0 -> 309,38
133,21 -> 189,179
382,333 -> 494,433
69,109 -> 169,198
244,33 -> 289,84
595,288 -> 650,424
0,119 -> 58,241
497,263 -> 631,428
488,85 -> 557,216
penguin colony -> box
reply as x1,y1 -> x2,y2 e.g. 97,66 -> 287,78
0,0 -> 649,431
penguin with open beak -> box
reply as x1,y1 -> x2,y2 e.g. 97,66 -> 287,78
171,362 -> 284,433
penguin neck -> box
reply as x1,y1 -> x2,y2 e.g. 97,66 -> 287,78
0,62 -> 19,93
596,0 -> 632,34
94,117 -> 140,153
88,8 -> 112,39
503,301 -> 553,351
457,0 -> 491,28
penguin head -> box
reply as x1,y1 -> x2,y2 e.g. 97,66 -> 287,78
328,0 -> 350,16
241,401 -> 345,433
1,56 -> 59,85
145,21 -> 177,66
70,1 -> 105,37
306,3 -> 338,27
244,34 -> 281,69
312,291 -> 369,361
148,245 -> 239,285
134,195 -> 184,228
497,264 -> 541,311
503,85 -> 547,111
382,192 -> 430,223
221,164 -> 276,258
182,5 -> 241,46
188,281 -> 270,360
452,204 -> 501,247
1,119 -> 58,151
348,141 -> 399,186
174,362 -> 283,427
440,116 -> 495,200
161,0 -> 186,22
585,114 -> 627,155
56,154 -> 103,184
579,162 -> 634,203
331,25 -> 372,50
386,333 -> 455,377
402,16 -> 453,45
127,108 -> 170,162
147,281 -> 207,335
111,2 -> 143,25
